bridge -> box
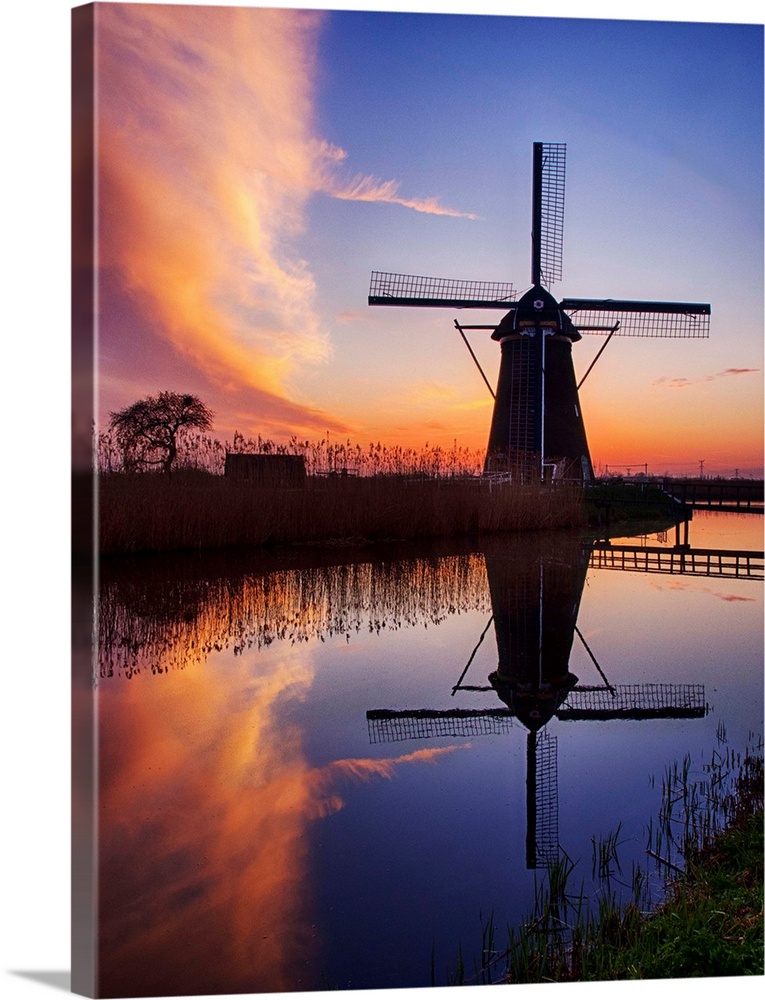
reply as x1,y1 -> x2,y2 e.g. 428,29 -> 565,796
589,543 -> 763,580
589,479 -> 763,537
660,477 -> 763,512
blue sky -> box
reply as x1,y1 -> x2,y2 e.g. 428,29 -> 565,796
39,0 -> 760,477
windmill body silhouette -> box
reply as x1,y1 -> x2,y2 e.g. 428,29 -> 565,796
369,142 -> 711,483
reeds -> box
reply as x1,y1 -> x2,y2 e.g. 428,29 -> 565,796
97,546 -> 494,679
95,469 -> 584,555
91,427 -> 586,553
97,429 -> 488,479
647,733 -> 764,872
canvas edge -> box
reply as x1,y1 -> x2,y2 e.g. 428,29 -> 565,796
71,3 -> 98,997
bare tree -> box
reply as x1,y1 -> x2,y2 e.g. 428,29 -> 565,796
109,391 -> 214,474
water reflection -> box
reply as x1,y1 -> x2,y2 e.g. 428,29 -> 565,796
96,541 -> 493,996
97,642 -> 320,996
368,532 -> 718,868
98,528 -> 761,683
486,533 -> 587,729
484,533 -> 587,869
95,523 -> 762,994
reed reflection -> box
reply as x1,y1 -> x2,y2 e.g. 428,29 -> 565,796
98,543 -> 491,680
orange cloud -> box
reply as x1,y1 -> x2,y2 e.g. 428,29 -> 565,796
323,745 -> 466,784
95,5 -> 475,437
97,649 -> 319,995
97,6 -> 326,396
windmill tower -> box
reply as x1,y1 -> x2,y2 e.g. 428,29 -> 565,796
368,142 -> 711,483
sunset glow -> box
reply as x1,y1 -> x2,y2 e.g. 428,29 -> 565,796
94,3 -> 763,476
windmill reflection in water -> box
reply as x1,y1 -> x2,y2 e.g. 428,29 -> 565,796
367,532 -> 763,869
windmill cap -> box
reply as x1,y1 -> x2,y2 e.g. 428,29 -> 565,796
492,285 -> 581,341
488,669 -> 580,731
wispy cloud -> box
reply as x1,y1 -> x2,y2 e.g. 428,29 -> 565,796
650,579 -> 758,603
327,745 -> 466,783
710,591 -> 757,603
336,309 -> 369,324
309,138 -> 477,217
327,171 -> 479,218
653,368 -> 760,388
304,745 -> 468,819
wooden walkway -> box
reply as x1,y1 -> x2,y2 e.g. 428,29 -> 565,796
660,477 -> 763,512
590,543 -> 763,580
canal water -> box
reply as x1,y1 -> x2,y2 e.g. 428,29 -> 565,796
93,511 -> 763,996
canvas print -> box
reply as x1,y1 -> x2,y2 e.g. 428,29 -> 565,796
71,2 -> 764,996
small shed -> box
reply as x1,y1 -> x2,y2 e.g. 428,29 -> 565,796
224,453 -> 307,487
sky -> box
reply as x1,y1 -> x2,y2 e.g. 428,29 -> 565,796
87,1 -> 764,477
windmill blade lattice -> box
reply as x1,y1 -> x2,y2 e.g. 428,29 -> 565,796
560,298 -> 711,338
537,142 -> 566,286
365,683 -> 706,742
368,271 -> 516,308
366,707 -> 515,744
529,730 -> 560,868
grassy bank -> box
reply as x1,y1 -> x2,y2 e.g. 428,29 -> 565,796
584,481 -> 687,525
447,739 -> 763,985
92,471 -> 587,555
588,809 -> 763,979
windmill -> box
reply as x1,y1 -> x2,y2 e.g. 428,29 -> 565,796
368,142 -> 711,483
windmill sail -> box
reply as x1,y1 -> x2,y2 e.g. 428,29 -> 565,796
560,298 -> 711,338
528,730 -> 559,868
368,278 -> 712,337
533,141 -> 566,286
365,531 -> 712,870
368,271 -> 516,308
366,684 -> 708,742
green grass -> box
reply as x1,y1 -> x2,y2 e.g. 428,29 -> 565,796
591,809 -> 763,979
